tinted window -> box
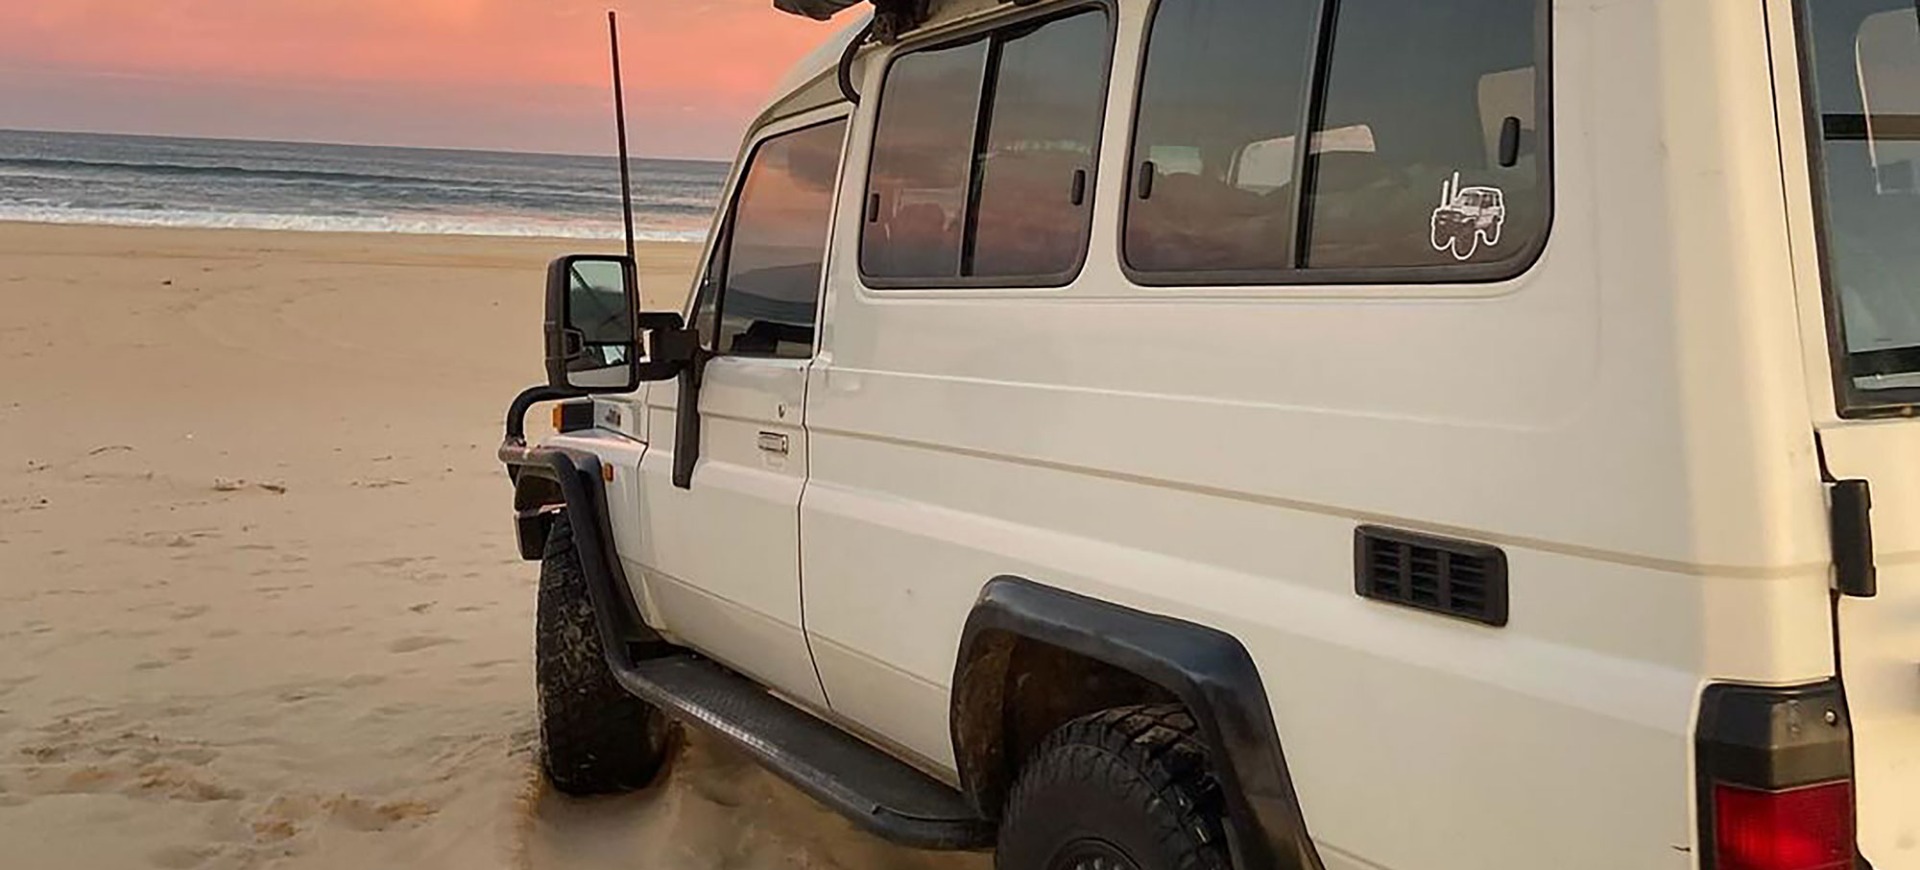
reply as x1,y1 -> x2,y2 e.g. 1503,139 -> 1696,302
1302,0 -> 1543,269
1801,0 -> 1920,400
701,119 -> 847,359
861,41 -> 989,280
1122,0 -> 1547,279
1125,0 -> 1318,273
968,12 -> 1109,278
863,9 -> 1111,284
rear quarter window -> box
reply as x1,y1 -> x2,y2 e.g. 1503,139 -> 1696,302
1801,1 -> 1920,408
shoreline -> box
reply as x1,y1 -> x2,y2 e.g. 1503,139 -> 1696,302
0,218 -> 704,247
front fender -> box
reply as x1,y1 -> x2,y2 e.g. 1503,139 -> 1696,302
502,437 -> 658,654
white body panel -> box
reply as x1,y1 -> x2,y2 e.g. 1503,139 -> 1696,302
788,3 -> 1838,867
558,0 -> 1920,866
634,355 -> 826,709
1766,0 -> 1920,858
1817,425 -> 1920,865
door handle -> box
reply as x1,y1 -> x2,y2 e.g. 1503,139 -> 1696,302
757,432 -> 789,456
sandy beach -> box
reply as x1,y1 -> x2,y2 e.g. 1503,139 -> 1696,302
0,222 -> 987,870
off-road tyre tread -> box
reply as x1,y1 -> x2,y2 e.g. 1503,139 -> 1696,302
535,513 -> 673,795
997,703 -> 1231,870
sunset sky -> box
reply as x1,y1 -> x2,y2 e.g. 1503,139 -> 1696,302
0,1 -> 837,159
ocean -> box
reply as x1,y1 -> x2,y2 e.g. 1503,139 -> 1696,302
0,129 -> 730,242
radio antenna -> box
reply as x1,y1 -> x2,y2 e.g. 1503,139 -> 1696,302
608,10 -> 638,265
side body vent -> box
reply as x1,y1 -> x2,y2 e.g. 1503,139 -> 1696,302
1354,526 -> 1509,627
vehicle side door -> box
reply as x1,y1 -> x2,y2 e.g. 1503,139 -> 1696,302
634,112 -> 849,710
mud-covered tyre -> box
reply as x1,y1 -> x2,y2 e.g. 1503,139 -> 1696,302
535,512 -> 674,795
996,704 -> 1231,870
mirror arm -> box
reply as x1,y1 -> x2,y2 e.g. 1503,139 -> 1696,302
505,384 -> 582,447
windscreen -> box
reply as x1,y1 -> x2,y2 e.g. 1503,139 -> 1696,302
1803,0 -> 1920,399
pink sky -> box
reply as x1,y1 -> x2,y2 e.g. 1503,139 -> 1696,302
0,1 -> 838,159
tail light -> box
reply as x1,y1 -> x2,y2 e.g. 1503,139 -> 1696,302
1697,682 -> 1856,870
1711,781 -> 1854,870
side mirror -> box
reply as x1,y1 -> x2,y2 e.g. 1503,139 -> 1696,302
544,254 -> 699,392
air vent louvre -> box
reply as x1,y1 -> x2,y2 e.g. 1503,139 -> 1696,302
1354,526 -> 1508,627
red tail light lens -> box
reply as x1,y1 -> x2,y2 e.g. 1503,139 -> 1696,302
1712,781 -> 1854,870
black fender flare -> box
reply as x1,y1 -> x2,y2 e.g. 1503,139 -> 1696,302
951,576 -> 1324,870
505,445 -> 659,659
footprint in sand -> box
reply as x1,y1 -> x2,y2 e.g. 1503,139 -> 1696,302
147,844 -> 218,870
132,647 -> 196,671
170,604 -> 211,621
241,790 -> 437,846
273,687 -> 325,704
130,764 -> 243,803
325,794 -> 437,832
386,635 -> 455,654
10,715 -> 240,809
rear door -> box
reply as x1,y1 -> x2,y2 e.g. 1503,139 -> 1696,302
634,113 -> 849,710
1787,0 -> 1920,861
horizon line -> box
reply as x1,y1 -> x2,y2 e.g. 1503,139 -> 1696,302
0,126 -> 734,165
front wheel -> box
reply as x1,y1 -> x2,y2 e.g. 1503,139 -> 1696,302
535,513 -> 676,795
995,705 -> 1231,870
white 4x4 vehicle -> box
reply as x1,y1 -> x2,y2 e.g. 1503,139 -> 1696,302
500,1 -> 1920,868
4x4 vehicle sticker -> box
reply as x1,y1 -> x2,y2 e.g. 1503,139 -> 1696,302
1429,171 -> 1507,261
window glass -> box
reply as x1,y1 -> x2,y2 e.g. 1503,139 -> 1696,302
861,41 -> 990,280
1302,0 -> 1542,269
1802,1 -> 1920,397
1124,0 -> 1318,273
968,11 -> 1109,278
707,119 -> 847,359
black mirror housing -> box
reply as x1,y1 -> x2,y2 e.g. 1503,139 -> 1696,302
546,254 -> 640,393
544,254 -> 701,394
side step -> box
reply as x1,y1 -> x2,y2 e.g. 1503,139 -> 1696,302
612,652 -> 995,851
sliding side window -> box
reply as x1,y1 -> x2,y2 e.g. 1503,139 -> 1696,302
1302,0 -> 1544,270
1125,0 -> 1317,274
861,8 -> 1111,287
1123,0 -> 1548,282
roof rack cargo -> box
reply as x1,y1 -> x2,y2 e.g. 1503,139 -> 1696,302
774,0 -> 934,42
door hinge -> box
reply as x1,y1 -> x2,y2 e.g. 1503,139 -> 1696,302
1829,479 -> 1877,598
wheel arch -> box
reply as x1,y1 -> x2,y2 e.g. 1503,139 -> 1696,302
512,467 -> 566,560
950,576 -> 1325,870
506,446 -> 657,653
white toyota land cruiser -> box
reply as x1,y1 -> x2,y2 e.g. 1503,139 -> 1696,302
499,0 -> 1920,867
